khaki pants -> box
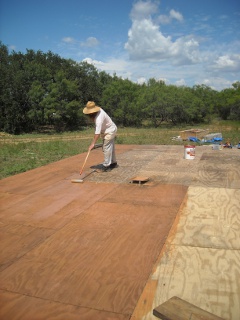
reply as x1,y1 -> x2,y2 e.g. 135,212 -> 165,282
102,129 -> 117,167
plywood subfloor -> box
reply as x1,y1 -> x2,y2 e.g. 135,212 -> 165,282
131,186 -> 240,320
0,146 -> 187,319
1,144 -> 239,320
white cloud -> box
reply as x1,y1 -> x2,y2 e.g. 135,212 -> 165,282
125,19 -> 172,61
171,36 -> 200,65
62,37 -> 75,43
170,9 -> 183,22
130,0 -> 158,20
81,37 -> 99,47
125,18 -> 200,65
83,57 -> 131,78
213,54 -> 240,71
8,44 -> 16,50
175,78 -> 186,86
197,77 -> 233,91
78,1 -> 238,91
137,77 -> 146,84
61,36 -> 99,48
158,9 -> 183,24
158,15 -> 171,25
125,1 -> 199,66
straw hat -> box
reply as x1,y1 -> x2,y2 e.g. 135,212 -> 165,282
83,101 -> 100,114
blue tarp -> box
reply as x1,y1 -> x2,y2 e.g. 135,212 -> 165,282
206,137 -> 223,143
188,137 -> 200,142
188,136 -> 224,143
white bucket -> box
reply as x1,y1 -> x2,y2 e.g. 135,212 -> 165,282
184,145 -> 195,160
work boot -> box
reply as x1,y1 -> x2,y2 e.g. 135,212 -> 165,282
96,165 -> 111,173
110,162 -> 118,168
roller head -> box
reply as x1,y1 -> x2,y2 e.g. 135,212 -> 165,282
71,179 -> 83,183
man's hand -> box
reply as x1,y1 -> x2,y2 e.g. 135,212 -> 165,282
89,134 -> 100,151
88,143 -> 95,151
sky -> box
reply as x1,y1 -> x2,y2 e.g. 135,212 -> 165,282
1,0 -> 240,91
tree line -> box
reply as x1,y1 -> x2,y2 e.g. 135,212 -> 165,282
0,42 -> 239,134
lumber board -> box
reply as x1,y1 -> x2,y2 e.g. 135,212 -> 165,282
153,296 -> 225,320
130,176 -> 149,184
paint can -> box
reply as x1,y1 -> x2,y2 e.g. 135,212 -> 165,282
184,145 -> 195,160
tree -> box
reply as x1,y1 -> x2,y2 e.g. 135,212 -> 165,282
101,78 -> 141,126
217,82 -> 240,120
1,41 -> 239,133
191,84 -> 218,121
0,42 -> 10,131
140,79 -> 167,127
39,70 -> 80,131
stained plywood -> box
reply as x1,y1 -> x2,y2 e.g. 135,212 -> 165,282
0,183 -> 187,316
0,182 -> 117,272
0,192 -> 26,210
0,181 -> 116,228
0,290 -> 128,320
1,204 -> 175,314
0,226 -> 54,271
101,183 -> 187,208
0,149 -> 104,195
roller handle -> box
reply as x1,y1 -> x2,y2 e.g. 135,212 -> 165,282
79,150 -> 90,175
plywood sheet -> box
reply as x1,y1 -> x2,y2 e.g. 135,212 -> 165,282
0,150 -> 104,195
0,290 -> 128,320
0,184 -> 186,315
131,185 -> 240,320
132,245 -> 240,320
1,144 -> 239,320
0,192 -> 26,211
168,186 -> 240,250
138,148 -> 240,189
0,180 -> 116,228
0,226 -> 55,271
100,183 -> 188,208
155,245 -> 239,320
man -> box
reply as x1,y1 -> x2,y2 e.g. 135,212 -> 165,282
83,101 -> 117,172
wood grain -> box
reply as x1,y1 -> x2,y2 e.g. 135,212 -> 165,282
168,186 -> 240,250
0,290 -> 128,320
1,145 -> 239,320
0,183 -> 187,316
151,245 -> 240,320
132,185 -> 240,320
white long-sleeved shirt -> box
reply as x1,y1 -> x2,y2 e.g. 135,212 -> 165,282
94,108 -> 117,135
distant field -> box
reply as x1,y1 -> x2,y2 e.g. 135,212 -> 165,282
0,120 -> 239,179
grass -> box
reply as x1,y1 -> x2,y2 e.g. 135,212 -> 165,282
0,120 -> 239,179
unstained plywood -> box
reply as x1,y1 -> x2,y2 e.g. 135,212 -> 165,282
131,186 -> 240,320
